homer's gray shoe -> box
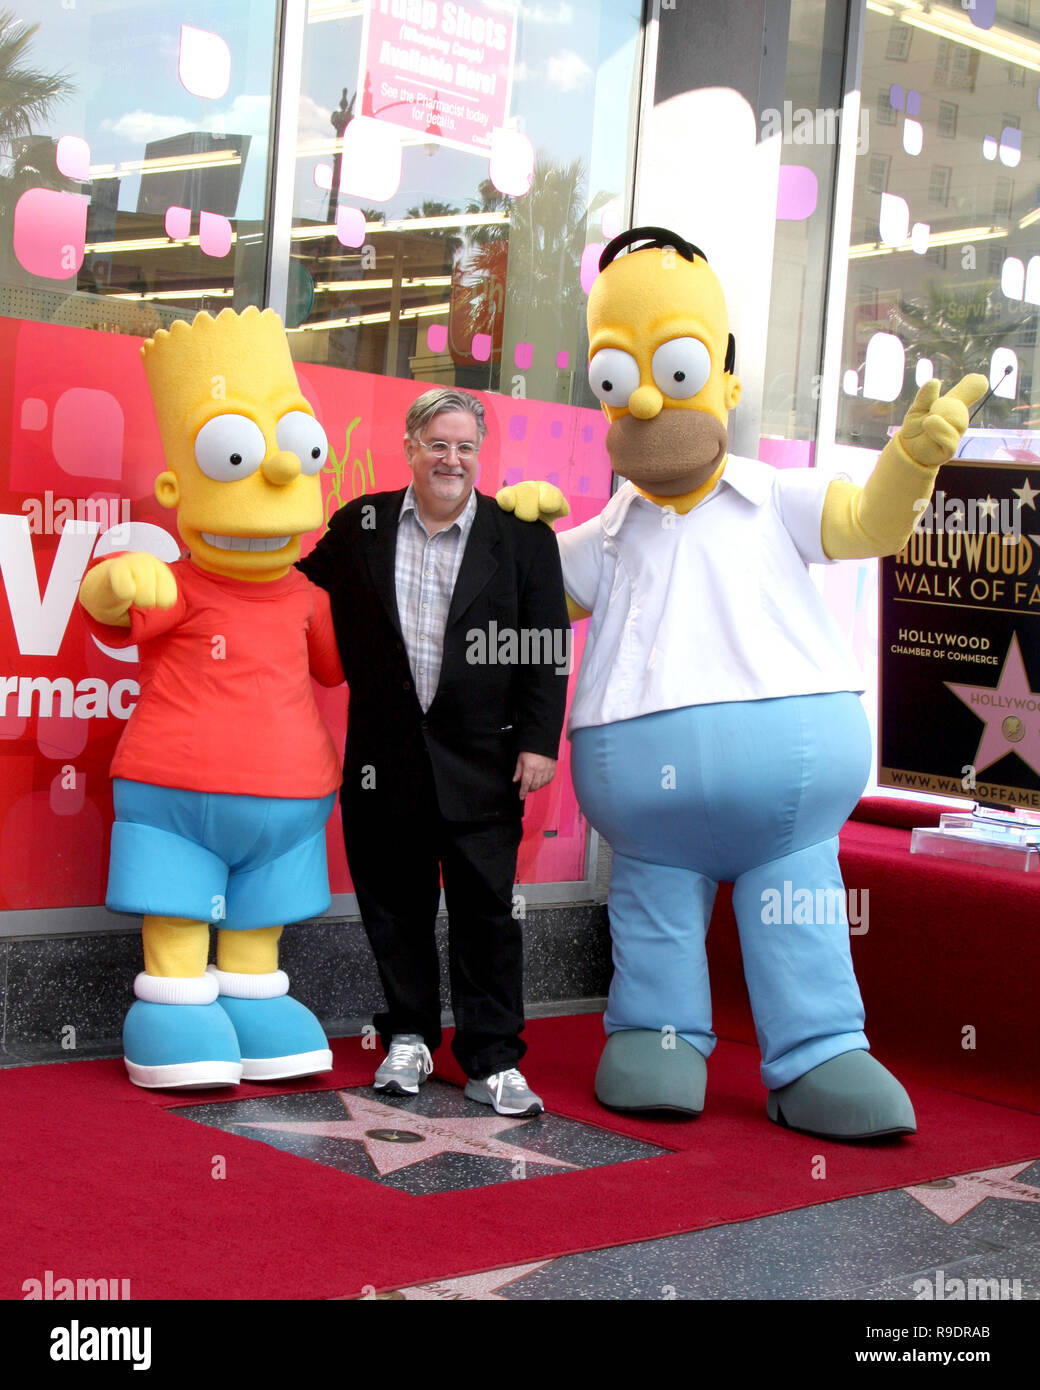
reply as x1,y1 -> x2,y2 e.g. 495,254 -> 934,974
595,1029 -> 707,1115
465,1068 -> 543,1116
374,1034 -> 432,1096
767,1049 -> 916,1139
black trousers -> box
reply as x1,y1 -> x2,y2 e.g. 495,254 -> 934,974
341,767 -> 526,1080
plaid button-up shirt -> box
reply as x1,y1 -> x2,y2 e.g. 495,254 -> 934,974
395,484 -> 479,711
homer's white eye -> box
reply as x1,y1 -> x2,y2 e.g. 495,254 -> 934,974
277,411 -> 328,475
589,349 -> 641,407
194,414 -> 266,482
651,337 -> 712,400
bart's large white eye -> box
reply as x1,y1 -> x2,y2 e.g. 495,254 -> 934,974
277,411 -> 328,475
651,337 -> 712,400
589,349 -> 641,407
194,414 -> 266,482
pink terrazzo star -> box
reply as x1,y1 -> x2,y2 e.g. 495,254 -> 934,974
946,633 -> 1040,777
904,1162 -> 1040,1223
234,1090 -> 577,1177
391,1260 -> 554,1300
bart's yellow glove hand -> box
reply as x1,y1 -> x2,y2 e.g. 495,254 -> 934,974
897,374 -> 988,468
496,481 -> 571,527
79,552 -> 178,627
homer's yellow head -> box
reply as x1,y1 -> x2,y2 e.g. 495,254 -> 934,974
587,227 -> 742,495
141,307 -> 327,579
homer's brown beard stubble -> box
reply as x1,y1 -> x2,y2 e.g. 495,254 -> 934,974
606,409 -> 728,491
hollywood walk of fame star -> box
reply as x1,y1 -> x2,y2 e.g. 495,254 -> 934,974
904,1163 -> 1040,1224
946,633 -> 1040,778
233,1090 -> 578,1177
358,1260 -> 556,1301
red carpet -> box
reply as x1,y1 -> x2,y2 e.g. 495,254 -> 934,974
4,1014 -> 1040,1300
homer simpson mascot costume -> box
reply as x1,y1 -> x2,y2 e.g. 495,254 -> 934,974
502,228 -> 986,1139
79,307 -> 343,1089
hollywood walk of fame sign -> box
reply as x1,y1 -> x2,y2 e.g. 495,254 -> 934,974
879,460 -> 1040,807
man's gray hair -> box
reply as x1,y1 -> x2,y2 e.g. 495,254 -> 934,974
406,387 -> 487,443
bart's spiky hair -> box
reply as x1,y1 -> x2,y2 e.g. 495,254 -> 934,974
138,307 -> 301,450
140,306 -> 293,392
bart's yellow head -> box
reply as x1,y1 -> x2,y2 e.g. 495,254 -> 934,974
141,307 -> 327,579
587,228 -> 741,495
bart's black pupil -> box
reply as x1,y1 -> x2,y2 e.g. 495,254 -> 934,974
603,379 -> 613,392
230,453 -> 242,465
674,371 -> 685,382
311,447 -> 321,458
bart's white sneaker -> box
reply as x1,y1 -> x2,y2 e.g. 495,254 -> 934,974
374,1034 -> 433,1095
465,1068 -> 544,1117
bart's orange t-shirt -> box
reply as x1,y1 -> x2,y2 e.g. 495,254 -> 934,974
85,559 -> 344,798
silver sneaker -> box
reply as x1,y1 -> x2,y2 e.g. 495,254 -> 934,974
465,1068 -> 544,1117
374,1034 -> 433,1095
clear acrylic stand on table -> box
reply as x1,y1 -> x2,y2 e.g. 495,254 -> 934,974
911,805 -> 1040,873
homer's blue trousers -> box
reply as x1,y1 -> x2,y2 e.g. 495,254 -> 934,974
571,693 -> 872,1089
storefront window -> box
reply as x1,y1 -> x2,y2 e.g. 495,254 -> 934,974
0,2 -> 278,335
839,0 -> 1040,450
760,0 -> 850,460
287,0 -> 642,407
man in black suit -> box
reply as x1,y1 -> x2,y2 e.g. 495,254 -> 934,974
298,387 -> 569,1116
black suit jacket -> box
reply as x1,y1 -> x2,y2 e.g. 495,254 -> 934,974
297,489 -> 570,822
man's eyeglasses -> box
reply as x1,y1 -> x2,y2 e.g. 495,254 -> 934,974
416,438 -> 479,461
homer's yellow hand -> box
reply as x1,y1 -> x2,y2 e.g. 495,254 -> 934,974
496,481 -> 571,527
897,374 -> 988,468
79,552 -> 178,627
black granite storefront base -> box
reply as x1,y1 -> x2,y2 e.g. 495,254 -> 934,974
0,904 -> 611,1066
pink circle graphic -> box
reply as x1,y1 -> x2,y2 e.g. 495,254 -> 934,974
56,135 -> 91,182
335,206 -> 367,248
178,24 -> 231,100
199,210 -> 232,258
13,189 -> 87,279
339,116 -> 402,203
471,333 -> 493,363
489,128 -> 534,197
514,341 -> 533,370
21,398 -> 47,431
426,324 -> 448,353
53,388 -> 124,479
777,165 -> 818,221
580,243 -> 605,294
555,350 -> 569,370
50,771 -> 86,817
39,714 -> 89,761
600,206 -> 622,240
165,205 -> 191,240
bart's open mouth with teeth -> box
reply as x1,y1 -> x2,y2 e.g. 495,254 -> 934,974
200,533 -> 292,553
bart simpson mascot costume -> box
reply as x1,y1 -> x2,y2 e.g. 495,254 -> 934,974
79,307 -> 343,1089
504,228 -> 987,1138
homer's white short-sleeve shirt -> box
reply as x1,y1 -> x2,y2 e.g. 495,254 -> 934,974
558,456 -> 865,733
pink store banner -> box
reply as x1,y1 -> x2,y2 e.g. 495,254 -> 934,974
0,316 -> 611,913
357,0 -> 518,155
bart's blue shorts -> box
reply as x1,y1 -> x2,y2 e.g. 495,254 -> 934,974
107,779 -> 337,929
